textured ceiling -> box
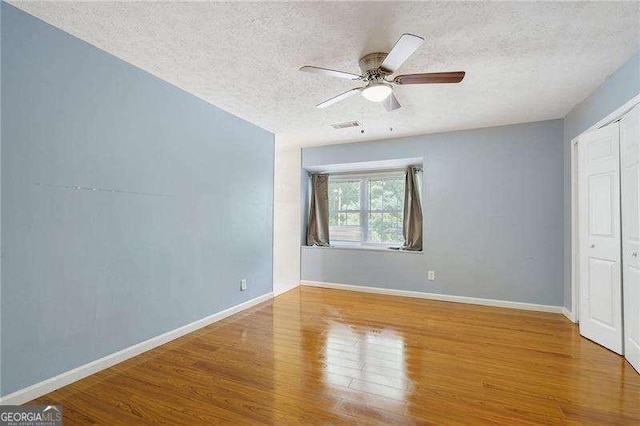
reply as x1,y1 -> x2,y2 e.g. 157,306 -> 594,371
9,1 -> 640,147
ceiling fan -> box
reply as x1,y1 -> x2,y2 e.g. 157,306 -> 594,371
300,33 -> 465,111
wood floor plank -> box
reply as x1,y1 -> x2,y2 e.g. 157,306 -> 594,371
31,286 -> 640,424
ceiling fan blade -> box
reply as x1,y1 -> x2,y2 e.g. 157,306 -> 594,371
380,33 -> 425,73
383,93 -> 401,111
300,66 -> 362,80
393,71 -> 465,85
316,88 -> 362,108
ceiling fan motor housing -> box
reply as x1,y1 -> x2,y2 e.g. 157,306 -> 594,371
359,52 -> 392,80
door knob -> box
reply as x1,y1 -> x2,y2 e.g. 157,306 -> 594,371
590,244 -> 595,248
633,251 -> 638,257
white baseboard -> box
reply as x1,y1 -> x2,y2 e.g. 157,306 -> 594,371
273,282 -> 300,297
301,281 -> 564,314
562,308 -> 577,323
0,292 -> 273,406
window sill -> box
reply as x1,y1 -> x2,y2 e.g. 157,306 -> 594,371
301,245 -> 423,254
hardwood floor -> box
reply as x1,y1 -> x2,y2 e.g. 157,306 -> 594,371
33,287 -> 640,424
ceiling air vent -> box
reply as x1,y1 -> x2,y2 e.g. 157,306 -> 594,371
331,120 -> 360,130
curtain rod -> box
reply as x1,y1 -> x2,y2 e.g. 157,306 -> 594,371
307,165 -> 422,176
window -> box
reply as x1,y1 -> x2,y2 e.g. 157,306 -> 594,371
328,171 -> 405,246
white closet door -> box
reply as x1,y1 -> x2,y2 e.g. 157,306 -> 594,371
621,104 -> 640,373
578,122 -> 623,354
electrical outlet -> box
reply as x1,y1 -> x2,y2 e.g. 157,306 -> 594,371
427,271 -> 435,281
240,279 -> 247,291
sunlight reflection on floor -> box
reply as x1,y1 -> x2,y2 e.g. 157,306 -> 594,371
323,321 -> 408,402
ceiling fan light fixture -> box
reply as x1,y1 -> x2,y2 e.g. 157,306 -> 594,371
361,83 -> 393,102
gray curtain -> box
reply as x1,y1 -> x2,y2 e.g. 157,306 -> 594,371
307,173 -> 330,246
402,166 -> 423,251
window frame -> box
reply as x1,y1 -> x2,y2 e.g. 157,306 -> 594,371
328,170 -> 406,248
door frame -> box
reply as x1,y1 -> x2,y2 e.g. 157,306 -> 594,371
570,93 -> 640,323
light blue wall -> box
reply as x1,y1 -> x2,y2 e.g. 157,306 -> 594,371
302,120 -> 564,306
564,53 -> 640,143
563,52 -> 640,310
1,3 -> 274,396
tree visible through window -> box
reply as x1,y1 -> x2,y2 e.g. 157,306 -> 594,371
328,172 -> 405,245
